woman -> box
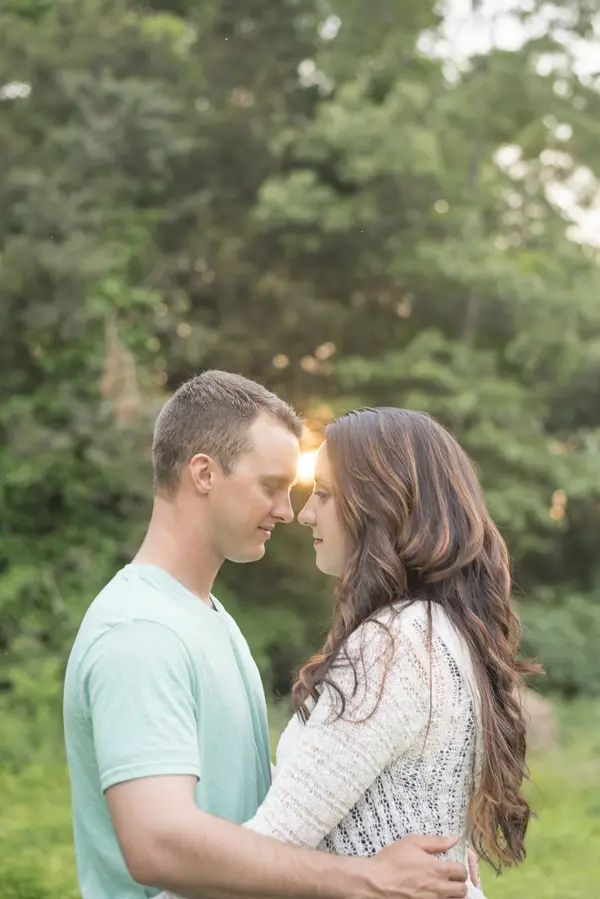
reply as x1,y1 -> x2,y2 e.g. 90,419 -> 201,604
167,408 -> 536,896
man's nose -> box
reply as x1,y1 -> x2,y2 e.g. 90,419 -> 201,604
273,493 -> 295,524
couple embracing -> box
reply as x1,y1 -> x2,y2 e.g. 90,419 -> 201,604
64,370 -> 534,899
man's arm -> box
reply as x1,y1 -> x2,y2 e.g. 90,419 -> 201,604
107,775 -> 468,899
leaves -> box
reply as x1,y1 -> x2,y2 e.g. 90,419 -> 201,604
2,0 -> 600,720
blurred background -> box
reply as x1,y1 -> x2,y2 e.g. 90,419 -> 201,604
1,0 -> 600,895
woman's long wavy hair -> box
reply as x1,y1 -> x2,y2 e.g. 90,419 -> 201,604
291,407 -> 541,871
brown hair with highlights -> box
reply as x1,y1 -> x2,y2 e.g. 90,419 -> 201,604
152,370 -> 302,495
292,407 -> 540,871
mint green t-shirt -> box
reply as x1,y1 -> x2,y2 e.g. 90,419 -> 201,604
63,564 -> 272,899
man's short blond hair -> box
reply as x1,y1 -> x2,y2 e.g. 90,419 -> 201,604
152,370 -> 303,495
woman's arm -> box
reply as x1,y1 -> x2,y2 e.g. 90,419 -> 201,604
152,615 -> 470,899
244,614 -> 431,847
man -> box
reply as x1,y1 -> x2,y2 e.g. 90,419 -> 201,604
63,370 -> 469,899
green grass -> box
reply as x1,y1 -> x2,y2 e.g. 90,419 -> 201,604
0,763 -> 79,899
484,700 -> 600,899
1,700 -> 598,898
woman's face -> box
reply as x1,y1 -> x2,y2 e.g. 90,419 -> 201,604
298,444 -> 347,577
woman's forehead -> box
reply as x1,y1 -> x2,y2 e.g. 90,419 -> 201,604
314,444 -> 331,481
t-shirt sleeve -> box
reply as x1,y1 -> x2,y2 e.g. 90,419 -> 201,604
80,620 -> 201,792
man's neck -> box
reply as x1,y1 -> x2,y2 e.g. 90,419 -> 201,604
133,499 -> 222,606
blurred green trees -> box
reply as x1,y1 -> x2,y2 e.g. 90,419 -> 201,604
2,1 -> 600,766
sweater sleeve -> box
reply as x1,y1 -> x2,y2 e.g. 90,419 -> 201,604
243,612 -> 432,847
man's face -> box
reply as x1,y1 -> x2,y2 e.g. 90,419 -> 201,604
207,412 -> 299,563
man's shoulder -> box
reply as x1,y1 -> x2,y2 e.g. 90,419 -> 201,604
68,568 -> 190,667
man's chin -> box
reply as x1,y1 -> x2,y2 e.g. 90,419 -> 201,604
226,544 -> 266,564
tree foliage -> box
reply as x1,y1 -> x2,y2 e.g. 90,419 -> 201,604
2,1 -> 600,761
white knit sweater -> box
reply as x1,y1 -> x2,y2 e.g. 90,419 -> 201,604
160,600 -> 486,898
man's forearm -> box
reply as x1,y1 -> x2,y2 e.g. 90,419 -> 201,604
141,811 -> 370,899
110,777 -> 467,899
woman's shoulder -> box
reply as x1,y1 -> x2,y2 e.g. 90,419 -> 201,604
383,601 -> 479,699
340,600 -> 431,671
359,600 -> 470,672
372,597 -> 458,636
363,598 -> 431,638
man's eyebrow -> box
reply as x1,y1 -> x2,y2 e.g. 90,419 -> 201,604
263,474 -> 297,487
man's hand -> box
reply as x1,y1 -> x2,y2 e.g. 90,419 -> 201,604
369,836 -> 468,899
467,847 -> 480,889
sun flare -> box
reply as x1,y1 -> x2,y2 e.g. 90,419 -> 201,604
296,449 -> 320,484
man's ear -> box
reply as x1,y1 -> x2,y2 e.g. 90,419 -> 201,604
188,454 -> 215,494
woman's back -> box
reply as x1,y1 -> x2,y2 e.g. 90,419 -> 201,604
248,601 -> 482,871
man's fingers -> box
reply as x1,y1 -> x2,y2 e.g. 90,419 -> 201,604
410,835 -> 460,855
431,880 -> 468,899
441,884 -> 468,899
467,847 -> 481,888
468,858 -> 481,888
438,859 -> 469,882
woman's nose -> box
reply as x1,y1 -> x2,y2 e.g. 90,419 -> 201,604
298,498 -> 316,527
